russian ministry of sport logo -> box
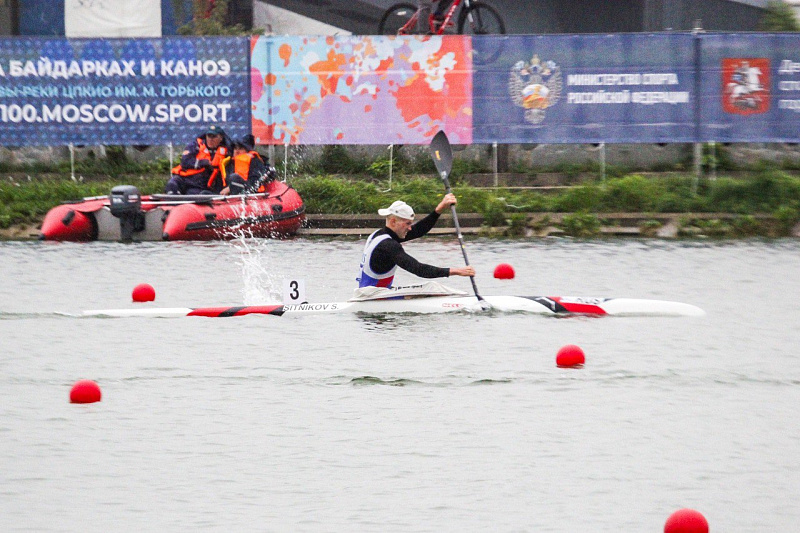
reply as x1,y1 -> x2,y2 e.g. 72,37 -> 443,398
722,58 -> 770,115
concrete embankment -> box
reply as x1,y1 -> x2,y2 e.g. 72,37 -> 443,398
299,212 -> 800,238
4,212 -> 799,240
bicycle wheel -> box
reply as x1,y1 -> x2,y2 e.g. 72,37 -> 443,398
457,2 -> 506,35
378,3 -> 419,35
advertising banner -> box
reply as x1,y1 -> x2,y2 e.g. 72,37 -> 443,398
250,35 -> 472,145
472,33 -> 697,144
0,37 -> 250,145
699,33 -> 800,142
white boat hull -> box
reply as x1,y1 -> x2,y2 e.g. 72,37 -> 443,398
82,295 -> 705,318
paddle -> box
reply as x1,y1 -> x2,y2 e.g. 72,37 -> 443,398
430,130 -> 487,306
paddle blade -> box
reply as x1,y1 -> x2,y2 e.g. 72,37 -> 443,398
430,130 -> 453,181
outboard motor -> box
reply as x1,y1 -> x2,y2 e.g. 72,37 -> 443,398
109,185 -> 145,241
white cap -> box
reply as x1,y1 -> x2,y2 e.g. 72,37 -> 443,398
378,200 -> 415,220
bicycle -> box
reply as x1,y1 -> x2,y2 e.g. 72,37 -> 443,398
378,0 -> 505,36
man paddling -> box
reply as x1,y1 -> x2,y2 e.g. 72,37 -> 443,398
357,194 -> 475,288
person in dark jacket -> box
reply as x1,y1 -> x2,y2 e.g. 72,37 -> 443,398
357,194 -> 475,288
165,125 -> 232,195
220,134 -> 277,195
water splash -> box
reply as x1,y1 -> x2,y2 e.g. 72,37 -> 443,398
231,232 -> 283,305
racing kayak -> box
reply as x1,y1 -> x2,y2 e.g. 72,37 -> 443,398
82,295 -> 705,318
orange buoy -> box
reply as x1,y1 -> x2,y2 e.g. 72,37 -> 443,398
556,345 -> 585,368
664,509 -> 708,533
70,380 -> 102,404
132,283 -> 155,302
493,263 -> 515,279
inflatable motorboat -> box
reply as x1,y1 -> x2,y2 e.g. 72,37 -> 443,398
40,180 -> 305,241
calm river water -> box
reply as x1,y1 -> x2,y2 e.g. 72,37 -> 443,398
0,237 -> 798,532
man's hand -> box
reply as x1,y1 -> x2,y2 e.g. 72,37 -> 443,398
449,266 -> 475,277
197,159 -> 213,169
435,192 -> 457,214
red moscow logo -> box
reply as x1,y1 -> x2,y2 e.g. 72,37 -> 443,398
722,58 -> 770,115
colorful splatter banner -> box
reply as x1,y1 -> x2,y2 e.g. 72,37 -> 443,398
250,35 -> 472,145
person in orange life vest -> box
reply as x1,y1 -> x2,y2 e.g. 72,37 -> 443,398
417,0 -> 454,33
219,135 -> 277,195
357,195 -> 475,288
165,125 -> 232,195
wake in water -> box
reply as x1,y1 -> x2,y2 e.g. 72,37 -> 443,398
346,376 -> 514,387
0,311 -> 76,320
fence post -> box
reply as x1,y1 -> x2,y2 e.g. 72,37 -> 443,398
692,143 -> 702,194
600,142 -> 606,181
492,142 -> 498,188
692,21 -> 704,194
387,144 -> 393,191
710,141 -> 717,180
283,143 -> 289,182
167,142 -> 173,180
69,144 -> 75,181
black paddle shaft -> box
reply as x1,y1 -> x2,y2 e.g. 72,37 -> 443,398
430,131 -> 483,301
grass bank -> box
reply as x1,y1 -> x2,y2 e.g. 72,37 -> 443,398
2,167 -> 800,238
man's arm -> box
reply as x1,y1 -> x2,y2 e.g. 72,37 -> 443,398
402,211 -> 440,242
402,193 -> 458,242
373,238 -> 450,279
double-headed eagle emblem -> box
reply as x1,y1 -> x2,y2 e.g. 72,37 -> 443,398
509,55 -> 562,124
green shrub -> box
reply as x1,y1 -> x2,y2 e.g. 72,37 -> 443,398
561,211 -> 600,237
367,158 -> 396,179
698,218 -> 734,238
731,215 -> 761,237
600,174 -> 663,211
553,183 -> 601,212
760,0 -> 800,31
773,205 -> 800,235
294,176 -> 383,214
639,219 -> 662,237
709,170 -> 800,212
507,213 -> 528,236
481,197 -> 507,226
319,145 -> 356,174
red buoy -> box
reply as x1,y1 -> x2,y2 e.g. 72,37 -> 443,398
493,263 -> 515,279
664,509 -> 708,533
556,345 -> 585,368
132,283 -> 155,302
70,380 -> 102,404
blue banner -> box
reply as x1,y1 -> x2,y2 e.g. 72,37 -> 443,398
0,37 -> 250,146
699,33 -> 800,142
2,34 -> 800,146
472,33 -> 697,144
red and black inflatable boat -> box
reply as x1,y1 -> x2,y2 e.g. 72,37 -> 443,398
40,180 -> 305,241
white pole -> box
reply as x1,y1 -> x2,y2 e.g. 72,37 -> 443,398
600,142 -> 606,181
69,143 -> 75,180
492,142 -> 498,188
692,142 -> 702,194
710,141 -> 717,180
388,144 -> 393,190
168,143 -> 174,179
283,143 -> 289,182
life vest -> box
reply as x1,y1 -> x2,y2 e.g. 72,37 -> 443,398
357,231 -> 396,288
171,138 -> 229,188
222,151 -> 266,193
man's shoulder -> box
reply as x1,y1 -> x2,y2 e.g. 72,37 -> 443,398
374,231 -> 401,248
